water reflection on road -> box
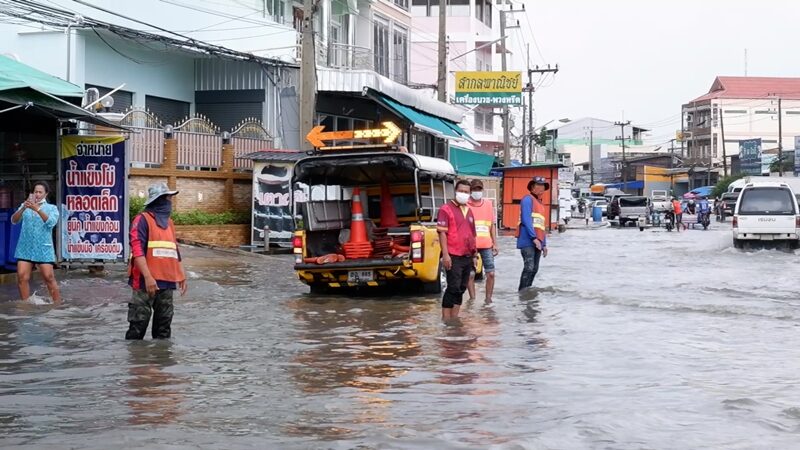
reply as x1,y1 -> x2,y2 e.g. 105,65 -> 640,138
2,223 -> 800,448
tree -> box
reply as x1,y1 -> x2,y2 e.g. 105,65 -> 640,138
532,127 -> 549,147
769,157 -> 793,174
712,174 -> 744,198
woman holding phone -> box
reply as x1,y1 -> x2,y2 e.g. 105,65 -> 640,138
10,181 -> 61,302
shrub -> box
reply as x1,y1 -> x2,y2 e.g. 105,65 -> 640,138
171,210 -> 250,226
712,174 -> 744,198
130,196 -> 146,218
129,196 -> 248,225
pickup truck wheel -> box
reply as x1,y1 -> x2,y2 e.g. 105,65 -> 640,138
733,238 -> 744,250
422,262 -> 446,294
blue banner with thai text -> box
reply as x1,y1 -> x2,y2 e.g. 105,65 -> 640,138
60,135 -> 126,261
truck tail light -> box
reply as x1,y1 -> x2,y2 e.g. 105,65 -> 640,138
796,216 -> 800,228
732,216 -> 738,228
410,230 -> 424,263
293,235 -> 303,263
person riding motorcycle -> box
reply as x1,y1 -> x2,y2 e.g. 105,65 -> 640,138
697,196 -> 711,226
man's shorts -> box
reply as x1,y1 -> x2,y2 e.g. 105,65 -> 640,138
477,248 -> 495,273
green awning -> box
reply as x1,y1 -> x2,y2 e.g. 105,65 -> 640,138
0,55 -> 83,97
449,146 -> 495,176
0,55 -> 125,128
374,93 -> 478,145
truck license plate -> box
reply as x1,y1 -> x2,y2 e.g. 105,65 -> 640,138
348,270 -> 374,283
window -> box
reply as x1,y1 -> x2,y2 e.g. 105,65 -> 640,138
724,109 -> 747,114
787,111 -> 800,115
475,0 -> 491,26
449,0 -> 469,16
755,110 -> 772,114
474,107 -> 494,134
392,0 -> 409,10
392,27 -> 409,84
373,19 -> 390,77
739,187 -> 796,215
411,0 -> 428,15
145,95 -> 189,127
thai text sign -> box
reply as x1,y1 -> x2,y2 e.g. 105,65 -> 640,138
60,135 -> 127,260
738,138 -> 762,176
454,71 -> 522,105
252,161 -> 297,247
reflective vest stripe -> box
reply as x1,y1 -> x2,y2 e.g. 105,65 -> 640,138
147,240 -> 177,249
532,212 -> 546,231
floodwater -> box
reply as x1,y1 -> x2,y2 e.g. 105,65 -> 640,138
2,222 -> 800,449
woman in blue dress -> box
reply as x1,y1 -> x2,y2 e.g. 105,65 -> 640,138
11,181 -> 61,302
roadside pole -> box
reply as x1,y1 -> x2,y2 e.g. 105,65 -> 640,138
615,120 -> 630,192
299,0 -> 316,151
437,0 -> 447,102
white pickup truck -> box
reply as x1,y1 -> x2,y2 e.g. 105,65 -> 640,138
650,190 -> 671,212
732,181 -> 800,249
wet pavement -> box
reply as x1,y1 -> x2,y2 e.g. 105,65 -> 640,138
2,222 -> 800,449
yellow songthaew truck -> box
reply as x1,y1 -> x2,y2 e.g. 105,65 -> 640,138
291,150 -> 480,294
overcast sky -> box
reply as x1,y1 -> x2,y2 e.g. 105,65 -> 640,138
516,0 -> 800,143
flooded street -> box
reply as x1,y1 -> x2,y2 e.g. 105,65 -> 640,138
2,223 -> 800,449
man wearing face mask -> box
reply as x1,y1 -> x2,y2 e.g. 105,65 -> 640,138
517,176 -> 549,291
466,179 -> 498,303
127,182 -> 188,340
436,180 -> 477,321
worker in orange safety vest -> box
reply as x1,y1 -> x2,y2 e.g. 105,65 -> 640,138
466,179 -> 498,303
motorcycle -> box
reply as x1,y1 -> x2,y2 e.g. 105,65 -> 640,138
664,210 -> 675,232
697,209 -> 711,230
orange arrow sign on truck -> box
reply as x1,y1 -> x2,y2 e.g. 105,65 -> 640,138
306,121 -> 401,148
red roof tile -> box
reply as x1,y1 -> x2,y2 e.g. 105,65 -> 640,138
688,76 -> 800,103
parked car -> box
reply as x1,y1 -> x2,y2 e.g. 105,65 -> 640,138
732,182 -> 800,249
617,196 -> 651,228
650,190 -> 670,212
720,192 -> 739,217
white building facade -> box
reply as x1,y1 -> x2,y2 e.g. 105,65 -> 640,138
682,77 -> 800,164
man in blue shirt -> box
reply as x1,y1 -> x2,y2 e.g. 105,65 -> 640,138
517,177 -> 549,291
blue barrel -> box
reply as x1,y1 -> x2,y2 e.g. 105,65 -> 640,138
592,206 -> 602,222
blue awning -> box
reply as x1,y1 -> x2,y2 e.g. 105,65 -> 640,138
604,180 -> 644,190
372,93 -> 478,145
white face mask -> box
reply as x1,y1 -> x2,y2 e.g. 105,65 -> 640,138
455,192 -> 470,205
471,191 -> 483,201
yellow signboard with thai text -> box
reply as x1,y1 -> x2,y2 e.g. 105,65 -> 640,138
454,71 -> 522,106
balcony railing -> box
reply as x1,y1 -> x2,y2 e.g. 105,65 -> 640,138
325,43 -> 374,71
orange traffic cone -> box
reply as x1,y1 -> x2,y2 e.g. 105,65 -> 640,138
380,177 -> 399,228
343,187 -> 373,259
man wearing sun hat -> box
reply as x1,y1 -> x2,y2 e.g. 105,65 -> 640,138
517,176 -> 550,291
126,182 -> 188,340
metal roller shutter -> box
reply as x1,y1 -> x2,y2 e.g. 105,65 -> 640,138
145,95 -> 190,127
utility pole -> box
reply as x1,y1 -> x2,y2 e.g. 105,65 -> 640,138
437,0 -> 447,102
669,138 -> 675,194
499,3 -> 522,167
521,43 -> 529,164
615,120 -> 631,192
778,97 -> 783,176
299,0 -> 316,151
719,106 -> 728,176
589,128 -> 594,186
527,65 -> 559,161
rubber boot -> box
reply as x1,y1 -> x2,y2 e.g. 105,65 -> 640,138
126,320 -> 149,340
151,293 -> 174,339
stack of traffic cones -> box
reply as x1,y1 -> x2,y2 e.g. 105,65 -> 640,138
379,177 -> 399,228
342,187 -> 373,259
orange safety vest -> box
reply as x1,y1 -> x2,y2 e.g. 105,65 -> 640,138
530,195 -> 547,242
469,198 -> 495,249
131,212 -> 184,283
